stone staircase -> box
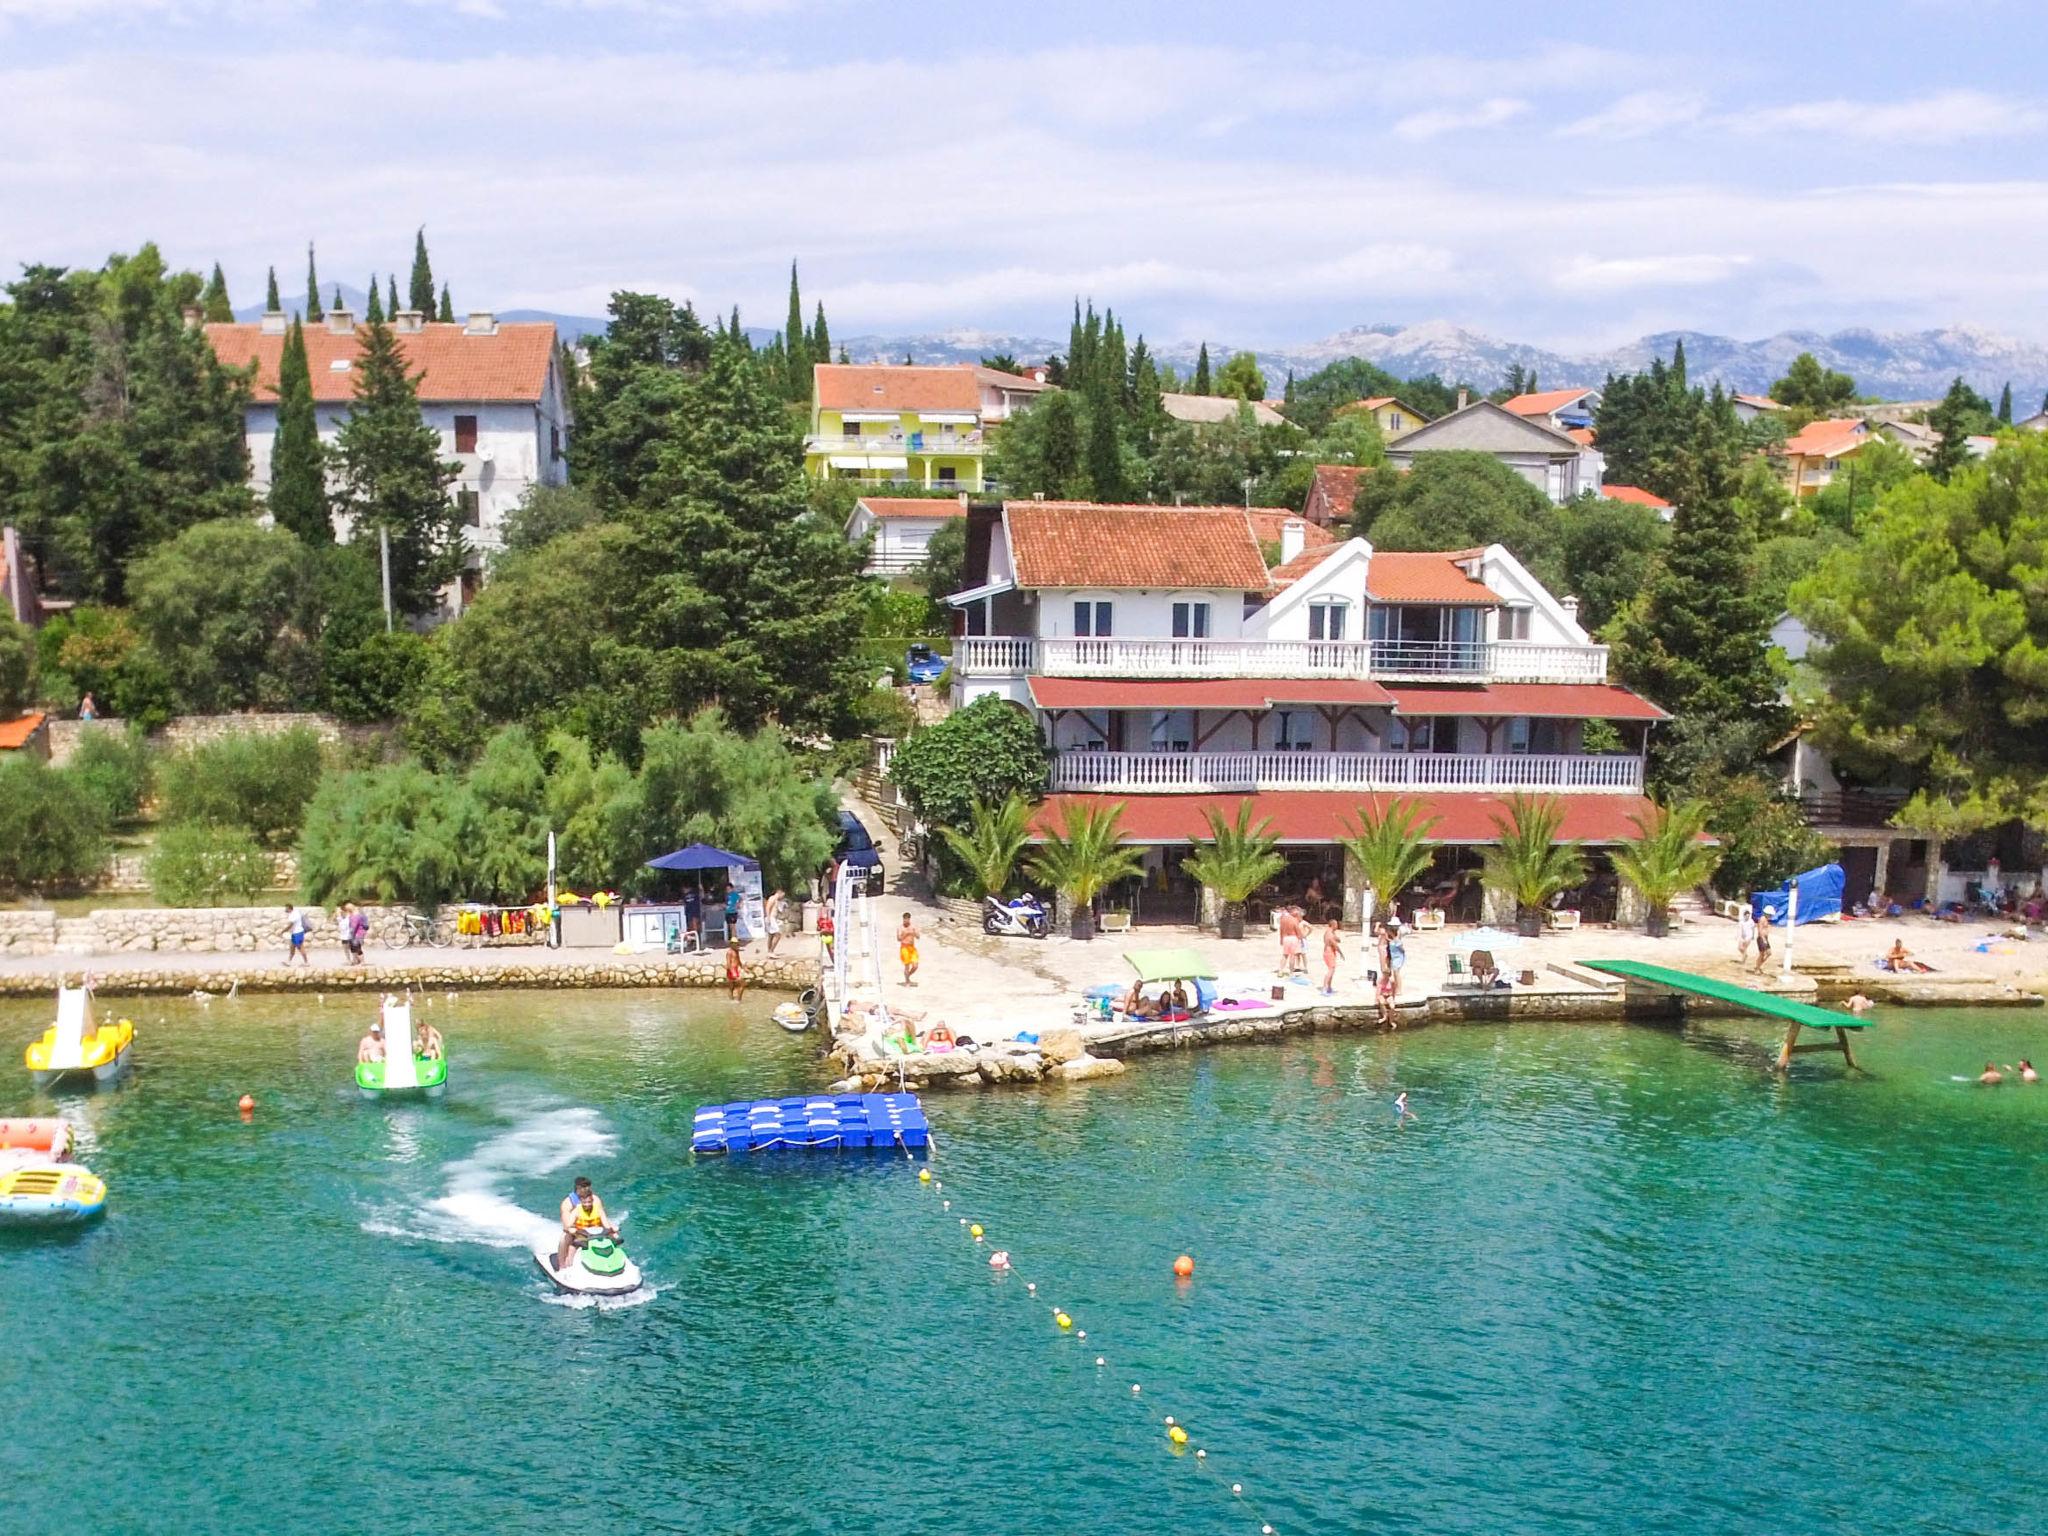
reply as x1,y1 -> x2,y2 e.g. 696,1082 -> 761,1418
53,918 -> 98,956
1669,888 -> 1720,927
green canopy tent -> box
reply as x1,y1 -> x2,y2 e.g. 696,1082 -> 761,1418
1124,948 -> 1217,983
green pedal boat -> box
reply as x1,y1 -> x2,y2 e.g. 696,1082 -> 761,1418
356,998 -> 447,1100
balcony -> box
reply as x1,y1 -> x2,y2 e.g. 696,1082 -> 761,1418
806,431 -> 986,456
1799,789 -> 1908,829
952,636 -> 1608,685
1049,750 -> 1644,795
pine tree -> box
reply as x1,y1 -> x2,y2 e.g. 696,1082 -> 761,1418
330,316 -> 462,617
811,301 -> 830,365
1192,343 -> 1212,395
201,263 -> 233,323
1997,382 -> 2012,424
365,275 -> 384,323
1926,376 -> 1980,483
408,227 -> 436,315
437,283 -> 454,324
265,266 -> 282,313
306,243 -> 323,321
783,261 -> 807,401
268,318 -> 331,544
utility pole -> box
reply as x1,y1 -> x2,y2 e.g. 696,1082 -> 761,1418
379,526 -> 393,633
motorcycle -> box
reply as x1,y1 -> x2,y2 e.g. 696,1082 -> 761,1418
982,894 -> 1049,939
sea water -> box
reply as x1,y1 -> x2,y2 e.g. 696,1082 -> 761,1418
1,990 -> 2043,1533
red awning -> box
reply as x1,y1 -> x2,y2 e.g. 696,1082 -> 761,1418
1031,791 -> 1657,845
1386,684 -> 1667,721
1028,678 -> 1393,710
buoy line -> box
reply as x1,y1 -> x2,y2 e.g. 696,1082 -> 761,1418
894,1132 -> 1290,1536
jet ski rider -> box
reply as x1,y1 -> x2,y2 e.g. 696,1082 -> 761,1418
556,1176 -> 616,1272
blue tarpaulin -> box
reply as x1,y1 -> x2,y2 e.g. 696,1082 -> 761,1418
1751,862 -> 1845,926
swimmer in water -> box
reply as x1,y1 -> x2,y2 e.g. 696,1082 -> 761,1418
1393,1091 -> 1416,1123
1978,1061 -> 2003,1085
2019,1059 -> 2039,1083
1845,993 -> 1874,1014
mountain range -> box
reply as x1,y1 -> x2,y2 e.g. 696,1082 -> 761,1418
235,294 -> 2048,408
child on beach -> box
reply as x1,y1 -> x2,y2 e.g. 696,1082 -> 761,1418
725,938 -> 747,1001
1321,918 -> 1343,996
1737,905 -> 1756,966
1753,917 -> 1772,973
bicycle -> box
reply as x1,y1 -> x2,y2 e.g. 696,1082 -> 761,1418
898,828 -> 925,867
394,911 -> 453,949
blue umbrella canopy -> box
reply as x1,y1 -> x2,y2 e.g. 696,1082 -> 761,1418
645,842 -> 759,872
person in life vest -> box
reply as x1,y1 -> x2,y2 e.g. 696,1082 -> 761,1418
556,1176 -> 616,1273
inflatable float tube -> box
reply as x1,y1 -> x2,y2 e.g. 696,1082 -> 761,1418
0,1162 -> 106,1226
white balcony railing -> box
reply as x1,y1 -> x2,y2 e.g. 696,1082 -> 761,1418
807,431 -> 985,455
951,636 -> 1608,685
1049,750 -> 1643,795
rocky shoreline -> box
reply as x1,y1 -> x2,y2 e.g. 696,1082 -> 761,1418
0,952 -> 822,999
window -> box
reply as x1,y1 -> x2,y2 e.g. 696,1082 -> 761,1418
1149,710 -> 1191,753
1073,601 -> 1113,637
550,425 -> 562,463
454,414 -> 479,454
842,419 -> 860,439
1391,717 -> 1433,753
1309,599 -> 1348,642
1498,606 -> 1532,641
1508,718 -> 1562,755
457,489 -> 481,527
937,467 -> 957,485
1389,412 -> 1404,432
1171,601 -> 1210,639
1274,710 -> 1314,751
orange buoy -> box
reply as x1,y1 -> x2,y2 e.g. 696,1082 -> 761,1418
1173,1254 -> 1195,1279
238,1094 -> 255,1116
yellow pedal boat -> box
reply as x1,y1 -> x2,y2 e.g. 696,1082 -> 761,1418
26,986 -> 134,1090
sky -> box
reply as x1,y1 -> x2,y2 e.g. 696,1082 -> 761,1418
1,1 -> 2044,351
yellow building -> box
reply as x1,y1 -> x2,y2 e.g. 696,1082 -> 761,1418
806,363 -> 1048,492
1334,395 -> 1430,440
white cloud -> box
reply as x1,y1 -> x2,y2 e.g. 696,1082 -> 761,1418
1392,96 -> 1528,143
1730,89 -> 2046,144
1558,91 -> 1708,140
1554,254 -> 1754,292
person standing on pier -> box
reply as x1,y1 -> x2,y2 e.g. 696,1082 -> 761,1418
898,912 -> 921,987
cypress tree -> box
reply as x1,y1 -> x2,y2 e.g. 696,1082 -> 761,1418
437,283 -> 454,324
1192,343 -> 1212,395
365,275 -> 384,323
1997,382 -> 2012,424
409,228 -> 435,315
306,243 -> 323,321
783,261 -> 806,400
330,316 -> 462,617
838,347 -> 849,365
387,275 -> 400,321
201,263 -> 233,323
264,266 -> 282,313
1084,379 -> 1127,501
1671,337 -> 1686,391
268,318 -> 331,544
811,301 -> 830,365
332,286 -> 343,315
1283,368 -> 1296,405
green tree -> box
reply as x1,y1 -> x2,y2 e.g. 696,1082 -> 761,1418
1552,496 -> 1666,629
495,483 -> 602,561
330,316 -> 462,617
1769,352 -> 1856,416
364,274 -> 384,323
1926,376 -> 1988,483
1028,799 -> 1142,939
322,628 -> 429,723
1191,342 -> 1212,395
1998,382 -> 2013,425
783,260 -> 808,401
1084,376 -> 1129,500
1214,351 -> 1267,401
305,242 -> 323,321
1594,350 -> 1713,499
33,606 -> 138,711
920,516 -> 968,606
1359,452 -> 1558,574
0,757 -> 109,894
989,387 -> 1087,498
1805,434 -> 1918,533
201,262 -> 233,323
811,301 -> 830,366
1689,770 -> 1833,898
264,266 -> 281,313
1181,800 -> 1285,937
147,820 -> 275,906
409,227 -> 436,315
127,519 -> 324,711
268,316 -> 331,544
437,283 -> 454,324
567,290 -> 712,507
158,727 -> 328,848
1481,794 -> 1587,931
296,759 -> 478,908
1609,799 -> 1721,933
387,275 -> 399,321
889,695 -> 1049,833
1338,798 -> 1440,931
66,724 -> 153,825
938,793 -> 1037,898
0,615 -> 35,712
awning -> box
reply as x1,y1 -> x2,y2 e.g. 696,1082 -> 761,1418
646,841 -> 759,871
1386,683 -> 1668,721
1030,791 -> 1657,845
945,576 -> 1015,607
1125,948 -> 1217,982
1028,678 -> 1392,710
838,411 -> 902,424
829,453 -> 909,470
916,411 -> 978,425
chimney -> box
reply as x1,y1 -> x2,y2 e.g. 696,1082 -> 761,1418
326,308 -> 355,335
1456,387 -> 1470,410
464,311 -> 497,335
1280,518 -> 1307,565
181,304 -> 204,329
958,492 -> 970,511
259,310 -> 288,335
394,308 -> 426,334
1562,595 -> 1580,624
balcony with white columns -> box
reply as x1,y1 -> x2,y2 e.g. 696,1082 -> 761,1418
1048,750 -> 1644,795
951,636 -> 1608,685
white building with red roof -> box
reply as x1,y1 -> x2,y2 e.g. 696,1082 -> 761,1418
845,494 -> 971,575
205,307 -> 571,573
944,500 -> 1666,924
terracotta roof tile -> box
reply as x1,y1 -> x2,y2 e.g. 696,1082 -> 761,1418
1002,502 -> 1271,590
1783,417 -> 1868,456
1503,387 -> 1595,416
1305,464 -> 1365,524
1599,484 -> 1672,509
856,496 -> 968,521
205,321 -> 556,405
815,364 -> 983,414
0,711 -> 48,750
1566,426 -> 1597,446
1367,551 -> 1501,604
1246,508 -> 1336,552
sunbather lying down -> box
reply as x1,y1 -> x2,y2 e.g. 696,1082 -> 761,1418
1881,941 -> 1936,973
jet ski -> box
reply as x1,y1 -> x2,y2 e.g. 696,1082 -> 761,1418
534,1231 -> 645,1297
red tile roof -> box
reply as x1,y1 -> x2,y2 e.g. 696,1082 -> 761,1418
1265,545 -> 1336,591
1503,387 -> 1595,417
1783,417 -> 1867,457
1031,791 -> 1658,844
1246,508 -> 1337,551
1305,464 -> 1365,525
0,711 -> 48,751
205,321 -> 557,405
1566,427 -> 1597,447
815,364 -> 984,414
1002,503 -> 1272,591
1385,684 -> 1667,721
856,496 -> 967,521
1599,484 -> 1672,510
1732,394 -> 1783,411
1028,678 -> 1391,710
1367,551 -> 1500,604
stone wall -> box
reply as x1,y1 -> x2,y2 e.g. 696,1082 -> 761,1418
0,910 -> 58,956
46,711 -> 371,767
101,850 -> 298,895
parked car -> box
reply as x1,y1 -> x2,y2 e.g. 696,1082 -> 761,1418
834,810 -> 884,896
904,644 -> 947,685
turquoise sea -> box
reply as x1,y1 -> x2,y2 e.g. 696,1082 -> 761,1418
2,989 -> 2044,1534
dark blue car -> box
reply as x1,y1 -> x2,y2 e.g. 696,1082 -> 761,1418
904,644 -> 947,685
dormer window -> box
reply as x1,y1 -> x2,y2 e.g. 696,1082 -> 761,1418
1308,598 -> 1348,642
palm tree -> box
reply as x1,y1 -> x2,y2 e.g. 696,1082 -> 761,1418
1181,800 -> 1285,940
1338,797 -> 1441,932
1481,794 -> 1588,937
1610,799 -> 1721,936
1027,800 -> 1143,940
938,794 -> 1035,899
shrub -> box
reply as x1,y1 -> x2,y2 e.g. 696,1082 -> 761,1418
1694,771 -> 1835,899
67,725 -> 155,824
0,757 -> 109,894
0,616 -> 36,713
146,821 -> 275,906
323,630 -> 430,723
157,727 -> 328,848
888,695 -> 1049,833
296,761 -> 479,908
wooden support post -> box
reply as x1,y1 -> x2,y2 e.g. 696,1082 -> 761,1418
1835,1026 -> 1857,1069
1777,1019 -> 1800,1072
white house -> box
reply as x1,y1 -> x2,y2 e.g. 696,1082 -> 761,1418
206,309 -> 572,586
845,495 -> 969,575
1730,394 -> 1784,425
1384,398 -> 1596,503
946,501 -> 1666,924
1159,392 -> 1286,428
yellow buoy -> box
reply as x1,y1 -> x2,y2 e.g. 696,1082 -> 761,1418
969,1223 -> 983,1239
918,1169 -> 931,1183
1055,1311 -> 1072,1329
1168,1426 -> 1188,1445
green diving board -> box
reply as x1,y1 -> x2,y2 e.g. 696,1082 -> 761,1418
1581,959 -> 1869,1070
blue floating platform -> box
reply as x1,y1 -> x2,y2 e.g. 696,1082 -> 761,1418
691,1092 -> 929,1155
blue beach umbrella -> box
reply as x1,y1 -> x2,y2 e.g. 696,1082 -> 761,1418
646,842 -> 759,872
